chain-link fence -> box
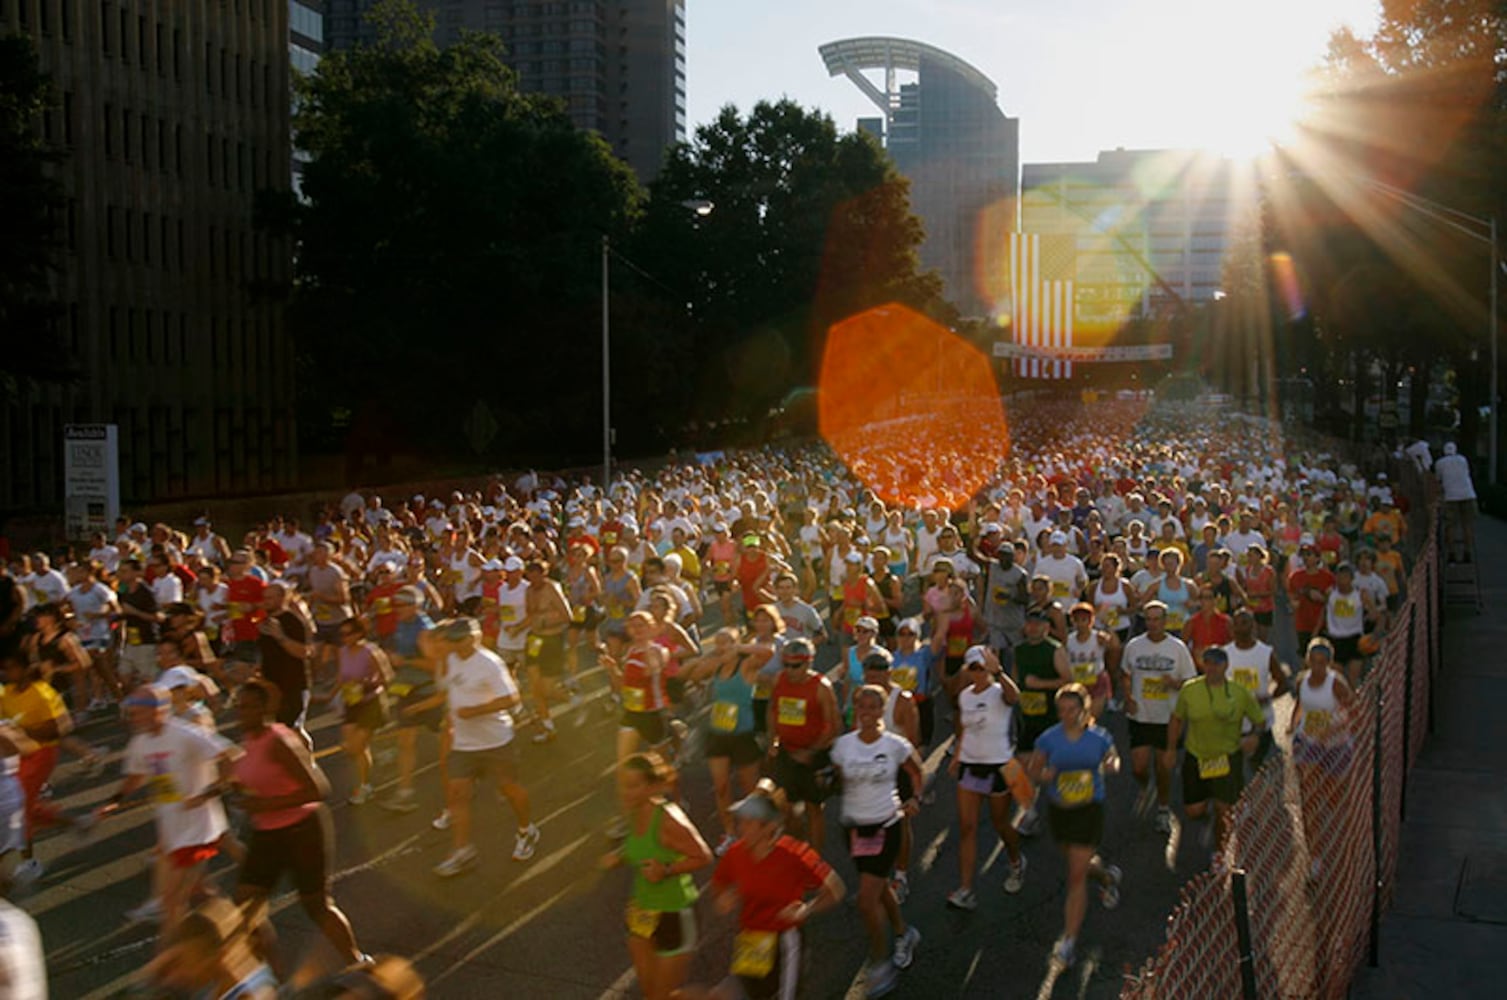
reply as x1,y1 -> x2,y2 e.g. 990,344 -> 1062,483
1122,503 -> 1442,999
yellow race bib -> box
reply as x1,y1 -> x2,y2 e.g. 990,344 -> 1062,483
891,666 -> 918,692
776,697 -> 807,727
388,683 -> 414,699
1304,709 -> 1331,738
571,606 -> 587,624
731,930 -> 777,978
622,687 -> 648,713
150,773 -> 180,805
1197,754 -> 1231,779
1052,580 -> 1070,598
1019,690 -> 1048,716
1335,599 -> 1357,618
1104,608 -> 1121,628
499,605 -> 518,623
625,902 -> 659,939
342,682 -> 365,706
1166,611 -> 1186,631
1056,769 -> 1094,806
1142,678 -> 1170,701
374,597 -> 392,616
1071,662 -> 1100,686
711,701 -> 740,732
1232,668 -> 1259,692
527,635 -> 544,657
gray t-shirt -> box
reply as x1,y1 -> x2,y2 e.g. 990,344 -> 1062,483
775,599 -> 825,643
981,561 -> 1027,641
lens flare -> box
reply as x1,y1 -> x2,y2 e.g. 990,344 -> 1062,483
1268,251 -> 1306,320
818,303 -> 1009,508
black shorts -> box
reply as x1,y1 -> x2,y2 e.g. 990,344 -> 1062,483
449,743 -> 518,783
705,731 -> 763,766
1182,752 -> 1245,806
711,580 -> 734,596
621,709 -> 669,747
1048,801 -> 1105,848
344,696 -> 389,733
1016,719 -> 1049,754
897,767 -> 914,803
943,657 -> 963,679
238,808 -> 332,897
846,821 -> 903,878
274,687 -> 309,728
393,683 -> 443,731
774,748 -> 832,805
1330,634 -> 1362,663
957,762 -> 1009,797
752,697 -> 769,736
527,632 -> 567,677
877,616 -> 897,641
569,606 -> 604,632
1129,720 -> 1169,750
666,676 -> 688,706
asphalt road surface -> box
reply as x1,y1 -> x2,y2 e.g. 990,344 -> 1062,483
32,598 -> 1307,999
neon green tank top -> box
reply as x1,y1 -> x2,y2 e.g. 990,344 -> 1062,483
624,803 -> 698,912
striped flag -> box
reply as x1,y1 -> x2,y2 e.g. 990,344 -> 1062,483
1009,233 -> 1076,379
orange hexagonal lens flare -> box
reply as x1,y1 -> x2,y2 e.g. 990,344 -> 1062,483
818,303 -> 1010,509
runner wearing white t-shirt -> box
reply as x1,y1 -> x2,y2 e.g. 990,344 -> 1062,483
101,686 -> 237,934
1120,602 -> 1196,834
412,619 -> 539,877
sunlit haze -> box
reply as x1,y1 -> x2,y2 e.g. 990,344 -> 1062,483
686,0 -> 1380,163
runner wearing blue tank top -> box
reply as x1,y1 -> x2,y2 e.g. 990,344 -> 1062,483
685,628 -> 767,856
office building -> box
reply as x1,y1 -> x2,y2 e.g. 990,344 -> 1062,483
326,0 -> 687,182
820,36 -> 1019,318
1,0 -> 296,513
289,0 -> 323,196
1021,148 -> 1237,333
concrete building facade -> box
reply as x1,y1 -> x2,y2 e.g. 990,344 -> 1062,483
821,36 -> 1019,319
1021,148 -> 1237,329
1,0 -> 296,513
325,0 -> 686,182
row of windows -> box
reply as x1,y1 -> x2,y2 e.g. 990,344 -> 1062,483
98,210 -> 276,284
102,306 -> 279,374
88,101 -> 279,192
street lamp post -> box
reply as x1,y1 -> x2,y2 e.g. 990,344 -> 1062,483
600,200 -> 715,496
1361,178 -> 1498,484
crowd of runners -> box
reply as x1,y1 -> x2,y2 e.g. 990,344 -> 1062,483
0,395 -> 1462,999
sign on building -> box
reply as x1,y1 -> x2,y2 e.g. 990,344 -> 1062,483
63,424 -> 120,540
992,342 -> 1173,363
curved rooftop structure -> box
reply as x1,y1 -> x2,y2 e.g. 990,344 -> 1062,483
819,36 -> 998,107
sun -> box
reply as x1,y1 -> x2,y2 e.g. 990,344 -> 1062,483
1197,70 -> 1314,161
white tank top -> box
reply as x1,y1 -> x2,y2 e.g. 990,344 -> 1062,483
495,581 -> 529,651
1296,670 -> 1339,742
451,551 -> 481,601
1224,640 -> 1274,731
1065,630 -> 1106,688
1093,577 -> 1129,632
1325,588 -> 1365,639
881,684 -> 903,733
957,683 -> 1015,764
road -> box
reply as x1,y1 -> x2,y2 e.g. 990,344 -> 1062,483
31,596 -> 1307,999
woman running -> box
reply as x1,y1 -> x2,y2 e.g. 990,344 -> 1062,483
1030,683 -> 1123,968
321,618 -> 392,805
685,627 -> 767,855
674,780 -> 845,1000
830,684 -> 923,996
599,753 -> 711,1000
1288,638 -> 1357,881
231,679 -> 364,976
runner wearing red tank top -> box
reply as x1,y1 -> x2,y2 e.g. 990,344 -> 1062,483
767,638 -> 839,852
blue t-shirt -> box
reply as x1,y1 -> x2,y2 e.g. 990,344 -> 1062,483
1034,723 -> 1115,807
891,647 -> 935,699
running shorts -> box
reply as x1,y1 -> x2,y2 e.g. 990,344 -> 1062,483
1047,801 -> 1105,848
239,808 -> 332,896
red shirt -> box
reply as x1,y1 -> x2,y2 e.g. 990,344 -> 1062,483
713,836 -> 832,932
1185,610 -> 1232,654
224,575 -> 267,643
258,537 -> 289,569
736,552 -> 770,611
1287,566 -> 1335,633
365,582 -> 401,638
770,670 -> 827,750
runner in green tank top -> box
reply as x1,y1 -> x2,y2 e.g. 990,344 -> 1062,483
600,753 -> 712,1000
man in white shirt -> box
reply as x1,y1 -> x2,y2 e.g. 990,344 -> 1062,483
1435,442 -> 1479,562
1034,532 -> 1087,606
1223,511 -> 1267,561
99,685 -> 236,933
185,518 -> 231,568
407,619 -> 539,877
24,555 -> 67,610
1121,601 -> 1196,835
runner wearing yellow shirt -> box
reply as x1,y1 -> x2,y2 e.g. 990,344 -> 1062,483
1167,648 -> 1265,853
0,654 -> 87,882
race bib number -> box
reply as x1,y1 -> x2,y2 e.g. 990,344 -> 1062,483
313,604 -> 337,624
571,606 -> 587,624
711,701 -> 740,732
228,601 -> 245,620
342,682 -> 365,706
602,532 -> 618,545
1304,709 -> 1331,738
1056,769 -> 1094,806
844,607 -> 860,626
946,635 -> 967,657
714,561 -> 732,578
1052,581 -> 1070,598
607,601 -> 625,619
1335,599 -> 1357,618
731,930 -> 777,978
892,666 -> 918,692
1323,550 -> 1337,565
622,687 -> 648,713
1071,662 -> 1100,685
1019,690 -> 1048,716
1232,668 -> 1259,692
149,773 -> 180,805
849,827 -> 886,858
992,586 -> 1010,605
126,626 -> 142,646
499,606 -> 518,623
527,635 -> 544,657
1104,608 -> 1121,628
374,597 -> 392,616
777,697 -> 808,728
625,902 -> 659,939
1166,611 -> 1186,631
388,683 -> 414,699
1142,678 -> 1170,701
1197,754 -> 1231,779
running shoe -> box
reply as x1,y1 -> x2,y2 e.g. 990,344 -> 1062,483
945,887 -> 977,911
348,783 -> 373,806
379,789 -> 419,814
11,858 -> 43,887
1003,855 -> 1028,895
1154,807 -> 1172,834
1014,808 -> 1041,837
431,809 -> 452,831
433,845 -> 479,877
1100,864 -> 1123,910
890,869 -> 909,904
1052,936 -> 1076,968
125,898 -> 163,924
532,722 -> 557,744
1134,781 -> 1157,818
513,823 -> 541,862
714,833 -> 734,857
892,926 -> 920,970
865,959 -> 898,998
373,747 -> 397,768
72,809 -> 100,844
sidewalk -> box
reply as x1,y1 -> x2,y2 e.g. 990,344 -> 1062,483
1352,514 -> 1507,999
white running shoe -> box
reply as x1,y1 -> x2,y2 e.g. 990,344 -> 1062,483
11,858 -> 43,887
431,809 -> 452,831
348,783 -> 373,806
125,898 -> 164,923
945,887 -> 977,911
433,845 -> 478,877
513,823 -> 541,861
1052,936 -> 1076,968
892,926 -> 920,970
1100,864 -> 1123,909
865,959 -> 898,998
1154,807 -> 1172,834
379,789 -> 419,814
1003,855 -> 1028,895
1134,781 -> 1157,818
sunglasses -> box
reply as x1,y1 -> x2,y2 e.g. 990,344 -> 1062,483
965,664 -> 987,672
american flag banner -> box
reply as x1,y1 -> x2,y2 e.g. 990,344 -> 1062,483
1009,233 -> 1077,379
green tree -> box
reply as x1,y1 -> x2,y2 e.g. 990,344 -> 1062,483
618,100 -> 947,445
0,34 -> 69,393
282,0 -> 641,462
